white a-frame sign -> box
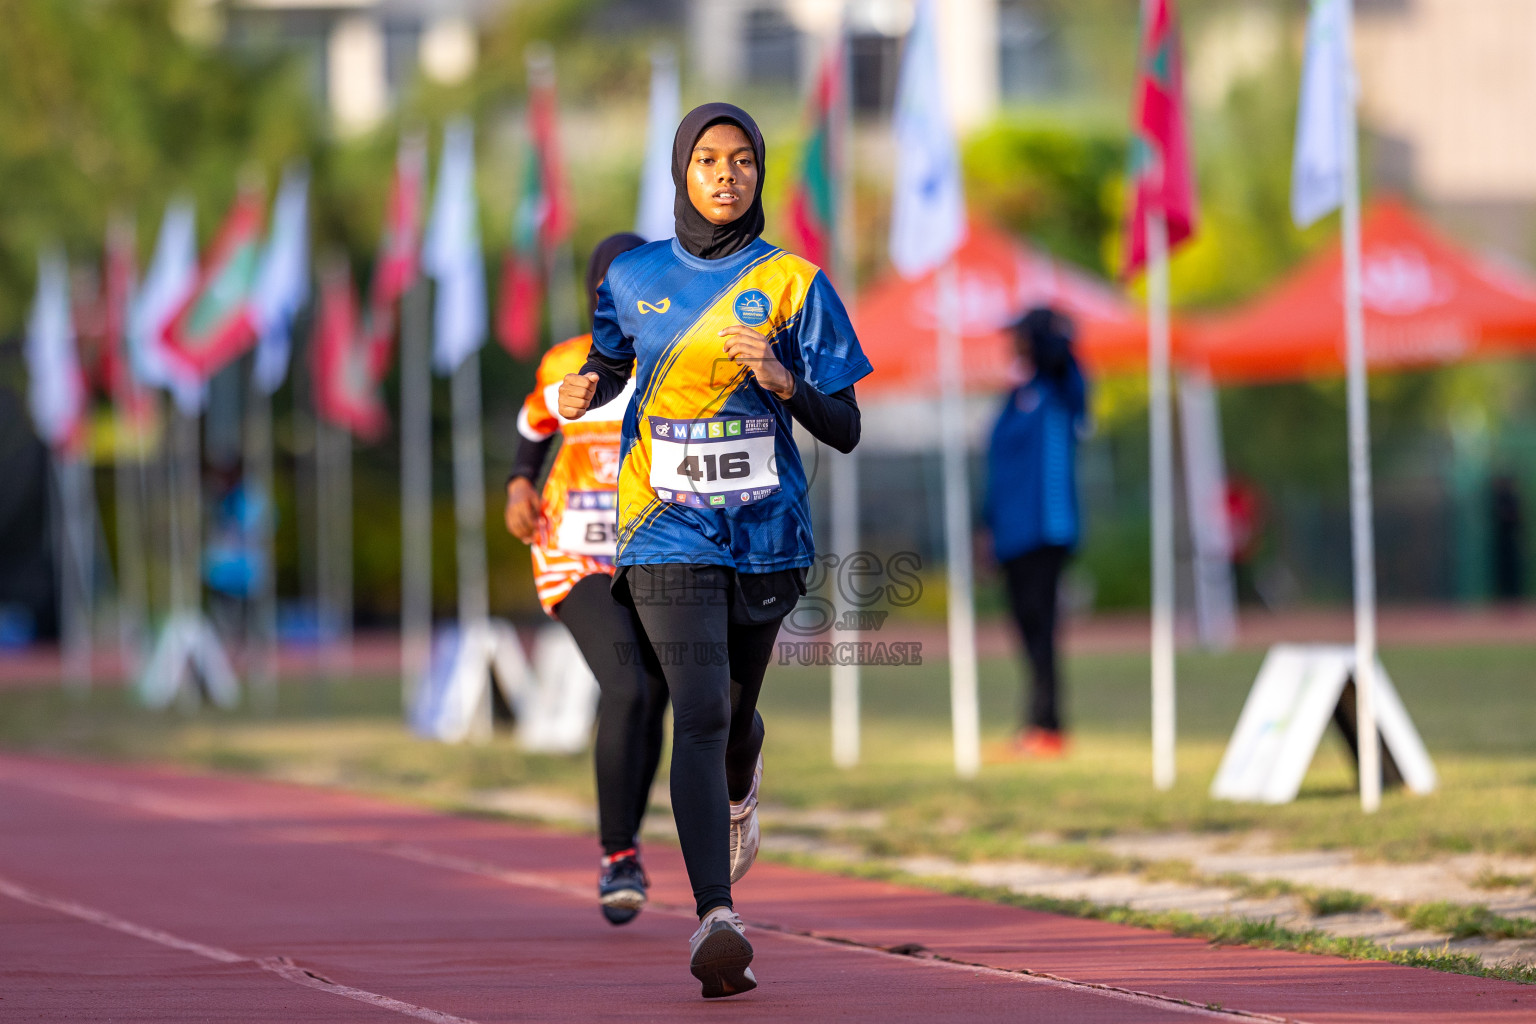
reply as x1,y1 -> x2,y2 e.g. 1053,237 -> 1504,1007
1211,644 -> 1437,804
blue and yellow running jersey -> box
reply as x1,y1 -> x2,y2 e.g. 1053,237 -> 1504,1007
592,237 -> 871,572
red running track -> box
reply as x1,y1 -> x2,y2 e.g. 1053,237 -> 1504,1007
0,753 -> 1530,1023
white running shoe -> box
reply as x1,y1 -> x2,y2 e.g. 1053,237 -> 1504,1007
688,907 -> 756,999
728,755 -> 762,884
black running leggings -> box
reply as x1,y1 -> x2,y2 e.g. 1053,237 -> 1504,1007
1001,545 -> 1069,732
554,574 -> 670,857
626,564 -> 780,917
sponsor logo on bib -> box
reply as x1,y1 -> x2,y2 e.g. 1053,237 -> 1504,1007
734,289 -> 771,327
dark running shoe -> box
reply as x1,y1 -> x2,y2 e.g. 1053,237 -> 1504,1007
688,907 -> 756,999
598,850 -> 648,925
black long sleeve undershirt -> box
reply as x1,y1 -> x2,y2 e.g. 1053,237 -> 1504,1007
578,349 -> 861,455
506,432 -> 556,487
785,378 -> 860,454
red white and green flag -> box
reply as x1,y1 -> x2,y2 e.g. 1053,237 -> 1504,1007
313,259 -> 388,441
498,62 -> 571,359
786,40 -> 846,275
162,189 -> 264,379
1122,0 -> 1197,278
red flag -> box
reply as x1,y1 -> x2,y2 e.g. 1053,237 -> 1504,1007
496,254 -> 542,360
786,42 -> 844,274
371,138 -> 426,317
102,217 -> 156,429
360,138 -> 426,375
313,261 -> 387,441
162,188 -> 264,379
496,57 -> 571,360
1123,0 -> 1197,278
528,65 -> 571,251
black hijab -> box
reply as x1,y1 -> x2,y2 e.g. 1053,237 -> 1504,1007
672,102 -> 766,260
586,232 -> 646,317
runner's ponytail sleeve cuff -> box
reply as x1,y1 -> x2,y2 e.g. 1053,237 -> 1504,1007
784,380 -> 860,454
578,348 -> 634,409
506,433 -> 556,488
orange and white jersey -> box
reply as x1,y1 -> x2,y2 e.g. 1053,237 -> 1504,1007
519,334 -> 635,615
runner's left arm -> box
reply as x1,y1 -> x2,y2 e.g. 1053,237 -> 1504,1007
784,382 -> 860,454
786,271 -> 873,454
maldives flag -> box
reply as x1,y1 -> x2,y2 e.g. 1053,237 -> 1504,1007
786,41 -> 844,274
313,261 -> 387,441
162,189 -> 264,379
1122,0 -> 1197,278
497,61 -> 571,360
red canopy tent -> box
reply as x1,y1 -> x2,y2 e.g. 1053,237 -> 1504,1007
1187,199 -> 1536,384
854,221 -> 1148,397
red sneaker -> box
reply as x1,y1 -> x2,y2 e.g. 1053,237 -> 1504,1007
1014,728 -> 1068,759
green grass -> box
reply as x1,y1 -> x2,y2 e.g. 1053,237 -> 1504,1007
770,850 -> 1536,986
1404,902 -> 1536,941
3,642 -> 1535,864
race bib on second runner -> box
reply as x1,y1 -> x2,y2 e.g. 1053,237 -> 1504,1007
648,415 -> 780,509
554,490 -> 618,557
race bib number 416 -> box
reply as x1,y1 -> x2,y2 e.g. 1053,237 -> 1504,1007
648,416 -> 780,509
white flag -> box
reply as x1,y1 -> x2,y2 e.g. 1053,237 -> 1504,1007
129,199 -> 205,413
1291,0 -> 1355,228
888,0 -> 966,279
250,163 -> 311,394
25,247 -> 84,448
635,47 -> 679,242
422,118 -> 487,375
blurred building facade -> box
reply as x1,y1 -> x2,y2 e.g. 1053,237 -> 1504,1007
218,0 -> 506,135
687,0 -> 1069,128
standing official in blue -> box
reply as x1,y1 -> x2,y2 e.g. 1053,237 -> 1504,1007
985,307 -> 1090,760
558,102 -> 871,999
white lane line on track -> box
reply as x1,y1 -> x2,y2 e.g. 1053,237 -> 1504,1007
0,768 -> 1303,1022
0,874 -> 480,1024
374,843 -> 1301,1023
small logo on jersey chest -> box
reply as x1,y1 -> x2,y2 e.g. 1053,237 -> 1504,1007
638,298 -> 670,314
734,289 -> 772,327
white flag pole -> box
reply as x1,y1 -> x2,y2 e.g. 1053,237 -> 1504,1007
244,374 -> 278,709
53,451 -> 92,695
1148,207 -> 1177,791
1338,0 -> 1380,812
110,221 -> 149,683
937,261 -> 981,778
113,403 -> 149,680
400,281 -> 433,707
828,33 -> 861,769
451,349 -> 489,629
316,416 -> 353,678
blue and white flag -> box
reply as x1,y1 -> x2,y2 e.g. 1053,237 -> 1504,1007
888,0 -> 966,279
1291,0 -> 1355,228
129,199 -> 205,413
422,118 -> 487,375
250,163 -> 311,394
635,47 -> 680,241
25,247 -> 84,448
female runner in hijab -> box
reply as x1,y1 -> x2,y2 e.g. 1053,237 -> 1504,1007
558,102 -> 871,998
